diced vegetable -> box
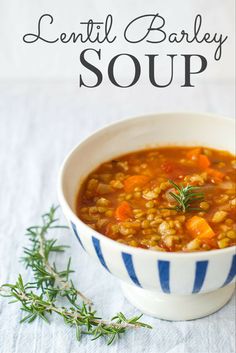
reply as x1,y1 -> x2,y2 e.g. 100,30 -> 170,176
187,149 -> 211,170
207,168 -> 225,183
186,148 -> 201,160
201,237 -> 218,248
186,238 -> 201,250
198,154 -> 211,169
87,179 -> 99,191
165,188 -> 178,203
212,211 -> 228,223
124,175 -> 150,192
115,201 -> 133,221
186,216 -> 215,239
96,183 -> 114,194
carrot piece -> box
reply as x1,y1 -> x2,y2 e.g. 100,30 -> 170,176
198,154 -> 211,169
115,201 -> 133,221
124,175 -> 150,192
187,149 -> 211,169
201,237 -> 218,249
207,168 -> 225,183
186,148 -> 201,160
186,216 -> 215,239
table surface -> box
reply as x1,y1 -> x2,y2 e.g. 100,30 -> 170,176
0,80 -> 235,353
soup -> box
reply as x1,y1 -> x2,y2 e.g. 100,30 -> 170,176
76,146 -> 236,252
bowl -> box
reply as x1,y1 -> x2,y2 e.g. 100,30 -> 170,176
58,112 -> 236,320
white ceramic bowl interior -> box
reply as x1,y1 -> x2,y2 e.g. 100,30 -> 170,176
58,112 -> 236,320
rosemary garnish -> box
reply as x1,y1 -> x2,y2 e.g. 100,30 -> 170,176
167,179 -> 205,213
0,206 -> 151,345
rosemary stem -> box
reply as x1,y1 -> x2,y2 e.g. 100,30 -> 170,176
1,287 -> 142,331
38,226 -> 92,305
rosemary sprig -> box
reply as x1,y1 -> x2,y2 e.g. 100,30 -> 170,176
0,275 -> 151,345
0,206 -> 151,344
167,179 -> 205,213
22,206 -> 91,304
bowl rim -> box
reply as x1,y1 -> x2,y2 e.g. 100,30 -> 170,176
58,111 -> 236,259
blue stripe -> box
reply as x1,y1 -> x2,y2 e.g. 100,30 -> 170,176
92,237 -> 110,272
122,253 -> 142,287
70,222 -> 85,250
158,260 -> 170,293
223,255 -> 236,287
192,260 -> 208,293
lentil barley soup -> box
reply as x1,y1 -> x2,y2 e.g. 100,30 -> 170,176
77,146 -> 236,252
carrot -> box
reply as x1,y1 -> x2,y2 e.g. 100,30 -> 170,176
186,148 -> 201,160
186,216 -> 215,239
115,201 -> 133,221
187,149 -> 211,170
198,154 -> 211,169
201,237 -> 218,249
124,175 -> 150,192
207,168 -> 225,183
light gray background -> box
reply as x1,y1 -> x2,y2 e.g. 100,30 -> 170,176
0,1 -> 235,353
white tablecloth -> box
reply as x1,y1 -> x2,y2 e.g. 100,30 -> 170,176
0,81 -> 235,353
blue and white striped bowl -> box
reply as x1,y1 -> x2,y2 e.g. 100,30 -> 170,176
58,113 -> 236,320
